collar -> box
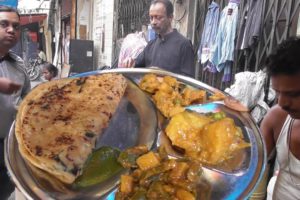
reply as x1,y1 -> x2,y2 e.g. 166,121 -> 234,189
209,1 -> 219,9
229,0 -> 240,4
158,29 -> 178,42
0,52 -> 16,63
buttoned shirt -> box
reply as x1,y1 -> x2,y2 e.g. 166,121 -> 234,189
197,1 -> 220,63
135,29 -> 195,77
211,3 -> 239,71
0,51 -> 31,138
238,0 -> 264,49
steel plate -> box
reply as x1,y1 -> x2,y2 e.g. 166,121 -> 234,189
5,68 -> 267,200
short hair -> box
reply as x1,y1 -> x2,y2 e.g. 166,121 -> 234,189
43,63 -> 58,77
265,37 -> 300,76
151,0 -> 174,17
0,5 -> 20,19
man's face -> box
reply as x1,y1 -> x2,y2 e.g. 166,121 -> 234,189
149,3 -> 172,36
0,12 -> 20,52
272,73 -> 300,119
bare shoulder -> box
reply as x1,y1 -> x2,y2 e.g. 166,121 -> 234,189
261,105 -> 288,140
261,105 -> 288,155
262,105 -> 287,132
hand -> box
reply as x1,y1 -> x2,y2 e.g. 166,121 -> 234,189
123,57 -> 135,68
0,77 -> 22,94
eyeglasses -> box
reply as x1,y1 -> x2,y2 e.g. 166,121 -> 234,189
287,118 -> 300,187
0,20 -> 20,31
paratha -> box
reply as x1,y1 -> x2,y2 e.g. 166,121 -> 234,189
15,74 -> 127,184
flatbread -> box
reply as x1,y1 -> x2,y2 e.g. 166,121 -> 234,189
15,74 -> 127,184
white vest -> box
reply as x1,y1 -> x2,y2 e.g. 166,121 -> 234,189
273,116 -> 300,199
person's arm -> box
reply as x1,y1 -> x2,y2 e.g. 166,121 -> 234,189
180,40 -> 195,77
21,72 -> 31,98
260,105 -> 287,157
134,49 -> 146,68
0,77 -> 21,94
122,49 -> 146,68
122,57 -> 135,68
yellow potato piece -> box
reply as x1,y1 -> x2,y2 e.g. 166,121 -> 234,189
166,111 -> 250,165
120,175 -> 134,194
136,152 -> 160,171
197,118 -> 250,164
166,111 -> 212,153
139,74 -> 160,94
176,188 -> 195,200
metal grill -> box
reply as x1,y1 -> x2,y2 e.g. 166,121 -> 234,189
116,0 -> 151,38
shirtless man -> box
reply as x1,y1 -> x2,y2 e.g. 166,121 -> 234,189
261,37 -> 300,199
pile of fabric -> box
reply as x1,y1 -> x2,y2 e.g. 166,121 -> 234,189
225,70 -> 275,123
118,32 -> 147,68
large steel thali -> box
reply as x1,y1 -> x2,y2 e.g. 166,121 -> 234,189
5,68 -> 267,200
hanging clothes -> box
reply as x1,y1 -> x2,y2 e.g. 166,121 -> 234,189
211,2 -> 239,82
224,70 -> 274,123
237,0 -> 264,49
197,1 -> 220,64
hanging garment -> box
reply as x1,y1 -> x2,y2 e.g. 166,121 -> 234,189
237,0 -> 264,49
211,2 -> 239,82
197,1 -> 220,64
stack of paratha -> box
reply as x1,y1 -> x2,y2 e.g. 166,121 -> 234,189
15,74 -> 127,184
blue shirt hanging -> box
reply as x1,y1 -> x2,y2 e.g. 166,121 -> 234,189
197,1 -> 220,64
211,2 -> 239,82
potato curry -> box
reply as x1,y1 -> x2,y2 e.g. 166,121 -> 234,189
116,146 -> 203,200
139,74 -> 207,118
166,111 -> 250,165
130,74 -> 250,199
